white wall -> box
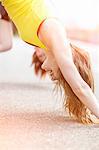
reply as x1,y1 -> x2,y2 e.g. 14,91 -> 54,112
50,0 -> 99,29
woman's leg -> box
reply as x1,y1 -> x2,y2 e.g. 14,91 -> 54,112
0,18 -> 13,52
0,4 -> 13,52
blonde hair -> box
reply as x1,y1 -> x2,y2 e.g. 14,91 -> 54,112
56,43 -> 94,124
32,44 -> 95,124
32,51 -> 46,78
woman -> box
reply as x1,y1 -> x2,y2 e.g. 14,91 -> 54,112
32,47 -> 46,77
0,0 -> 99,120
0,2 -> 13,52
32,44 -> 96,123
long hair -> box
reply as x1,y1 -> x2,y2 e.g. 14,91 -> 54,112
32,44 -> 94,124
56,43 -> 94,124
32,51 -> 46,78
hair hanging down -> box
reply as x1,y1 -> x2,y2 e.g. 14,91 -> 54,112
32,51 -> 46,78
56,43 -> 94,124
32,44 -> 94,124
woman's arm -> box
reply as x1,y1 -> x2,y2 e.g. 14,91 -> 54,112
38,18 -> 99,118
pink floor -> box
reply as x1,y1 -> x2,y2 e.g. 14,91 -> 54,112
0,38 -> 99,149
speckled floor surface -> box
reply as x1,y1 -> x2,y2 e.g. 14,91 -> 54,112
0,38 -> 99,150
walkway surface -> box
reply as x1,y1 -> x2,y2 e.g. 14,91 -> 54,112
0,38 -> 99,150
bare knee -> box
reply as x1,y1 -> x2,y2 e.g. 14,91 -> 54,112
0,41 -> 12,52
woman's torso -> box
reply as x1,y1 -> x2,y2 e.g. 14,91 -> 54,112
1,0 -> 52,49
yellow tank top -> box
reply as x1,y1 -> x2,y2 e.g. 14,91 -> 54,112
0,0 -> 53,50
